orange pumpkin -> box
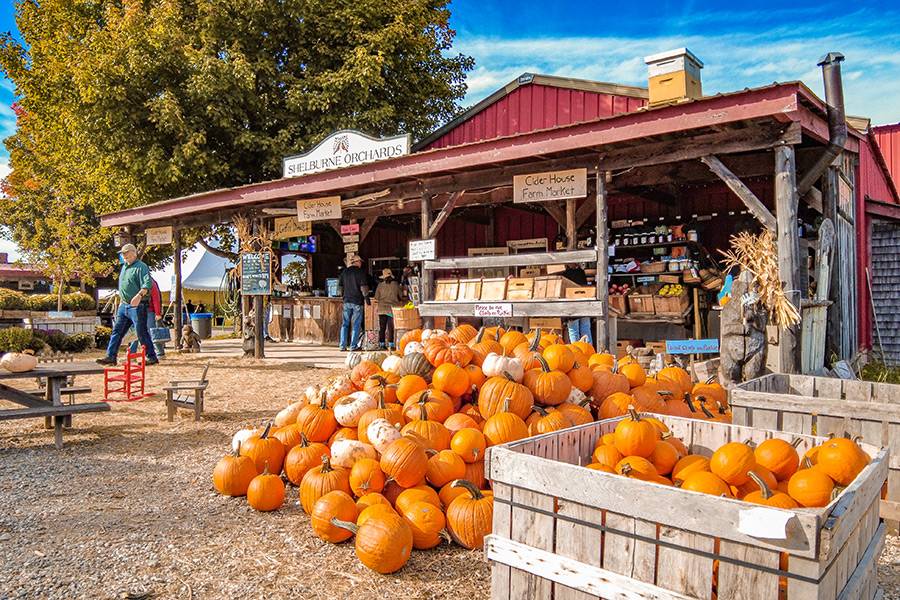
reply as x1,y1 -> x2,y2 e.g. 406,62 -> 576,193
620,362 -> 646,388
656,365 -> 693,397
569,336 -> 595,358
396,374 -> 428,404
464,364 -> 486,391
450,427 -> 487,463
567,361 -> 594,392
423,337 -> 473,368
311,490 -> 359,542
213,443 -> 258,497
630,382 -> 666,413
395,485 -> 442,513
529,405 -> 572,434
615,456 -> 658,481
398,329 -> 423,353
468,328 -> 503,366
241,423 -> 286,474
591,444 -> 623,470
402,402 -> 451,451
542,344 -> 575,373
363,372 -> 400,403
754,438 -> 802,481
597,391 -> 634,420
482,399 -> 529,446
296,393 -> 339,442
426,449 -> 467,487
587,352 -> 616,370
671,454 -> 710,482
357,395 -> 406,445
449,323 -> 478,345
403,389 -> 454,423
816,436 -> 869,486
351,360 -> 382,389
445,480 -> 494,550
710,442 -> 756,486
692,376 -> 727,410
478,374 -> 534,420
284,434 -> 330,485
525,355 -> 572,406
648,440 -> 680,476
613,408 -> 659,458
349,458 -> 386,497
589,369 -> 630,405
787,467 -> 835,507
731,465 -> 778,499
299,455 -> 352,513
379,437 -> 429,488
556,400 -> 593,426
499,330 -> 528,354
444,413 -> 481,433
247,465 -> 286,511
432,363 -> 470,397
680,471 -> 732,497
743,472 -> 799,509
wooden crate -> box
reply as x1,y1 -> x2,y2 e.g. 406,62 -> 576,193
434,279 -> 459,301
733,373 -> 900,524
533,276 -> 576,299
391,306 -> 421,330
528,317 -> 563,331
608,293 -> 629,315
481,278 -> 508,301
487,415 -> 887,600
564,286 -> 594,300
506,278 -> 534,300
520,266 -> 541,278
654,290 -> 690,315
458,278 -> 483,301
615,339 -> 643,358
628,289 -> 656,315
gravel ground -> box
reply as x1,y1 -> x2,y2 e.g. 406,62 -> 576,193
0,350 -> 898,599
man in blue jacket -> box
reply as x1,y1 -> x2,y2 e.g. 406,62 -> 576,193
96,244 -> 159,365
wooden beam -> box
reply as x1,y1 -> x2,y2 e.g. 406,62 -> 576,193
596,170 -> 610,351
327,219 -> 342,236
775,145 -> 801,373
427,190 -> 464,238
173,231 -> 183,349
359,216 -> 378,242
418,300 -> 606,318
544,202 -> 567,229
701,154 -> 777,230
565,199 -> 576,250
424,249 -> 596,270
348,186 -> 510,219
575,198 -> 595,229
420,193 -> 434,328
252,219 -> 265,359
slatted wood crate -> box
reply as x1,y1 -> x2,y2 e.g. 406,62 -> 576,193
732,373 -> 900,525
487,415 -> 886,600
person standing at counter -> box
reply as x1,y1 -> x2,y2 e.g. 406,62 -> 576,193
561,263 -> 593,347
374,268 -> 402,350
339,255 -> 370,351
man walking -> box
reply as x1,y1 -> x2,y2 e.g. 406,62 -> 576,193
97,244 -> 159,366
339,255 -> 370,351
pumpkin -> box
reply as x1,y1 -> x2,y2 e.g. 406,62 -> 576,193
272,423 -> 303,450
284,434 -> 330,485
589,369 -> 630,406
432,363 -> 470,397
212,442 -> 258,496
464,364 -> 486,392
422,328 -> 447,341
333,511 -> 413,574
478,374 -> 534,420
656,365 -> 693,397
615,456 -> 658,481
444,413 -> 480,433
743,472 -> 799,509
732,466 -> 778,499
710,442 -> 756,486
649,440 -> 680,476
350,360 -> 382,388
482,399 -> 529,447
345,351 -> 387,369
588,352 -> 616,370
449,323 -> 478,344
300,455 -> 352,513
363,373 -> 400,403
402,403 -> 451,451
672,455 -> 710,482
587,463 -> 616,473
556,399 -> 593,426
356,492 -> 391,513
403,500 -> 447,550
381,354 -> 403,375
525,355 -> 573,406
530,405 -> 572,434
0,350 -> 37,373
324,377 -> 356,406
679,471 -> 732,497
404,389 -> 454,423
542,343 -> 575,373
399,352 -> 434,379
425,337 -> 474,368
692,376 -> 727,410
469,328 -> 503,366
296,392 -> 338,442
445,480 -> 493,549
613,408 -> 659,458
380,437 -> 429,487
788,467 -> 835,507
499,330 -> 528,354
395,485 -> 442,512
754,438 -> 802,481
395,374 -> 428,403
231,426 -> 262,453
240,423 -> 286,474
367,418 -> 403,454
620,362 -> 646,388
570,336 -> 595,357
350,458 -> 386,497
274,401 -> 305,427
329,427 -> 358,445
426,449 -> 467,487
358,503 -> 398,526
482,351 -> 525,383
357,395 -> 405,445
330,439 -> 377,469
566,361 -> 594,393
311,490 -> 359,542
661,432 -> 689,458
247,464 -> 285,511
629,382 -> 667,414
816,437 -> 870,486
334,391 -> 377,427
598,391 -> 634,420
591,444 -> 622,470
404,341 -> 425,355
398,328 -> 422,353
451,428 -> 487,464
463,460 -> 487,489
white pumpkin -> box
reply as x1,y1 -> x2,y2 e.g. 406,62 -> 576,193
0,351 -> 38,373
326,376 -> 356,403
368,418 -> 403,454
403,341 -> 424,355
274,401 -> 305,427
330,439 -> 377,468
567,387 -> 588,405
482,352 -> 524,382
333,391 -> 377,427
231,427 -> 260,453
304,385 -> 321,404
421,329 -> 448,341
381,354 -> 403,375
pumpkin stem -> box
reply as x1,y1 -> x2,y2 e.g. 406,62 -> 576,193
532,405 -> 550,417
320,454 -> 334,473
261,422 -> 272,439
330,517 -> 359,534
319,389 -> 329,409
852,435 -> 864,444
529,329 -> 542,351
683,393 -> 698,414
626,405 -> 641,421
801,456 -> 814,469
418,401 -> 430,422
748,471 -> 773,499
451,479 -> 484,500
790,437 -> 803,448
535,354 -> 552,373
262,460 -> 271,476
299,433 -> 310,448
699,403 -> 715,419
501,397 -> 512,414
578,397 -> 592,408
502,371 -> 517,382
377,392 -> 388,409
475,327 -> 486,344
620,463 -> 633,476
705,375 -> 718,384
234,440 -> 243,456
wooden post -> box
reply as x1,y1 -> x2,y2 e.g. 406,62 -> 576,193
595,169 -> 610,351
565,199 -> 577,250
173,229 -> 183,349
775,145 -> 801,373
420,192 -> 434,329
252,219 -> 265,359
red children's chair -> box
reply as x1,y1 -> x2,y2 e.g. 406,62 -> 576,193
103,346 -> 151,402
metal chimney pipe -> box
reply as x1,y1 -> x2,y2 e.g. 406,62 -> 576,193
798,52 -> 848,195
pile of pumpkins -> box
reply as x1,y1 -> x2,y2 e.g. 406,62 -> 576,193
589,408 -> 872,508
211,324 -> 731,574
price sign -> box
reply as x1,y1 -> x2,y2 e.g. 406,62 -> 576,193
666,339 -> 719,354
408,239 -> 436,261
241,252 -> 272,295
344,243 -> 359,253
340,223 -> 360,234
145,226 -> 173,246
342,234 -> 359,243
474,303 -> 513,317
297,196 -> 342,221
636,276 -> 657,285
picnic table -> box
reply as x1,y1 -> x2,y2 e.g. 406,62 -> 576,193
0,362 -> 110,449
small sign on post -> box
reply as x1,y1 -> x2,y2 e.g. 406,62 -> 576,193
513,168 -> 587,203
273,217 -> 312,239
241,252 -> 272,295
408,239 -> 437,261
665,339 -> 719,354
297,196 -> 342,221
340,223 -> 360,234
145,226 -> 173,246
474,303 -> 513,318
344,242 -> 359,253
341,234 -> 360,244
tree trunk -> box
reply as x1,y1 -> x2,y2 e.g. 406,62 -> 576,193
56,279 -> 63,311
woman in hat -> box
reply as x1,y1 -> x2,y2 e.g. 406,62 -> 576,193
374,268 -> 402,350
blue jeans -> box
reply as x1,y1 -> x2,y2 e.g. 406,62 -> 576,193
340,303 -> 364,349
129,310 -> 165,357
107,303 -> 158,361
567,317 -> 593,347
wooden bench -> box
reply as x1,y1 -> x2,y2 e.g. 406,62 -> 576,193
0,403 -> 110,421
164,365 -> 210,422
21,386 -> 94,429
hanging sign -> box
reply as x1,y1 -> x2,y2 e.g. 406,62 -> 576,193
408,239 -> 437,261
145,226 -> 173,246
342,234 -> 360,244
273,217 -> 312,239
344,243 -> 359,253
340,223 -> 360,234
241,252 -> 272,296
283,130 -> 410,178
297,196 -> 342,221
474,303 -> 513,318
513,168 -> 587,203
507,237 -> 548,251
665,339 -> 719,354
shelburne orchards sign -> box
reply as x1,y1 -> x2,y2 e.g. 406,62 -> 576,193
282,130 -> 411,178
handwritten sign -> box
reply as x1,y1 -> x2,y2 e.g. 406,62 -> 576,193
474,303 -> 513,318
342,234 -> 359,244
665,339 -> 719,355
273,217 -> 312,239
241,252 -> 272,295
344,243 -> 359,253
507,237 -> 548,251
409,239 -> 437,261
297,196 -> 342,221
341,223 -> 360,234
145,226 -> 173,246
513,168 -> 587,203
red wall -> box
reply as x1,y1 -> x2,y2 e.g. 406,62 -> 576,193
859,135 -> 897,204
873,123 -> 900,188
422,83 -> 646,150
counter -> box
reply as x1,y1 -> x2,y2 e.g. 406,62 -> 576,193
270,297 -> 344,345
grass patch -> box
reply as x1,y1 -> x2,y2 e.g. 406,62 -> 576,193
860,361 -> 900,384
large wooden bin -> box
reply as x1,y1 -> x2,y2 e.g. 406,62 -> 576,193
733,373 -> 900,523
487,415 -> 886,600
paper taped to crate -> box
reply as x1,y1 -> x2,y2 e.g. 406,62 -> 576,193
737,507 -> 793,539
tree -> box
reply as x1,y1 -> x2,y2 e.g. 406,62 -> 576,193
0,0 -> 472,278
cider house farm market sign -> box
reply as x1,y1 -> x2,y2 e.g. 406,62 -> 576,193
282,130 -> 411,178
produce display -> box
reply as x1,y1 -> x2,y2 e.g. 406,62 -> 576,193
657,283 -> 684,297
608,282 -> 631,297
212,326 -> 734,574
587,409 -> 871,507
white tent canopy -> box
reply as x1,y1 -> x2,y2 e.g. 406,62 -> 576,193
153,243 -> 234,293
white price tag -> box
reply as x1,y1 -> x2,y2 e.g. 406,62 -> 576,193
737,507 -> 793,539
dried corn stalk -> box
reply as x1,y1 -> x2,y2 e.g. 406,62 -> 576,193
720,230 -> 801,327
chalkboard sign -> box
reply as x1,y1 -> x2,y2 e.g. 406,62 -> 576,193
241,252 -> 272,295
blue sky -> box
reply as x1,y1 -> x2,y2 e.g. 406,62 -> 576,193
2,0 -> 900,259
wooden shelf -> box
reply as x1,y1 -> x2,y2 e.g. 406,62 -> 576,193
419,300 -> 605,317
612,306 -> 692,325
423,249 -> 598,271
612,240 -> 698,251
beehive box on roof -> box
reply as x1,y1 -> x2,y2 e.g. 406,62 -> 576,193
487,415 -> 887,600
732,373 -> 900,526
